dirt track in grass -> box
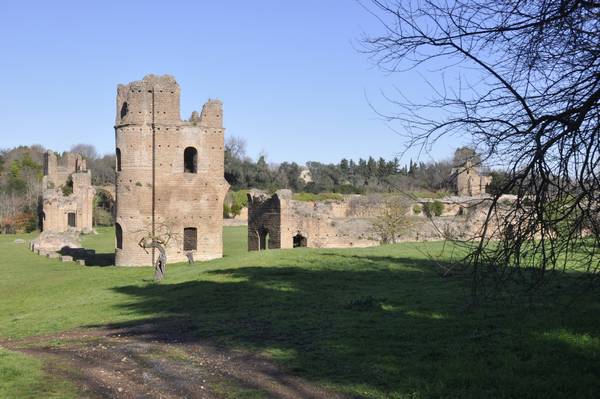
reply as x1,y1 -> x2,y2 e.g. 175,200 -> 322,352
0,321 -> 350,399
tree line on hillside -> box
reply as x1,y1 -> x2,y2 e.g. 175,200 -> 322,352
225,137 -> 508,195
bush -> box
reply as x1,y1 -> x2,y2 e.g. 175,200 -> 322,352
223,203 -> 231,218
1,212 -> 36,233
230,202 -> 243,217
230,190 -> 248,208
423,200 -> 444,217
413,204 -> 422,215
61,175 -> 73,196
93,208 -> 113,226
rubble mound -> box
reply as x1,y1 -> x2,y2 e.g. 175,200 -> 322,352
32,230 -> 82,252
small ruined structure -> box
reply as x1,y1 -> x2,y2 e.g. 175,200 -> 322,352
454,160 -> 492,197
247,189 -> 378,251
114,75 -> 229,266
41,151 -> 95,233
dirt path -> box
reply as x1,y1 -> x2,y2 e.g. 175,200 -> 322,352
1,322 -> 349,399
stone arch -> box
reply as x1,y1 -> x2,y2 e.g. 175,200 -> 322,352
258,226 -> 270,250
184,147 -> 198,173
293,232 -> 308,248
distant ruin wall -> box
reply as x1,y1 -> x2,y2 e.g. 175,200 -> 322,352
41,151 -> 94,234
247,190 -> 512,250
454,161 -> 492,197
247,190 -> 378,251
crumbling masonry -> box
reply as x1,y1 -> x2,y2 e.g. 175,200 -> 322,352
41,151 -> 95,233
247,189 -> 378,251
454,160 -> 492,197
114,75 -> 229,266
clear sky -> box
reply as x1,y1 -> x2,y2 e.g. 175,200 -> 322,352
0,0 -> 467,165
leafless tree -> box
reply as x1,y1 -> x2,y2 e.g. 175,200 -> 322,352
362,0 -> 600,299
70,144 -> 99,161
137,221 -> 179,282
372,197 -> 413,243
225,136 -> 248,159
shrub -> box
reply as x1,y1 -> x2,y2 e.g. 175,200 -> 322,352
61,175 -> 73,196
423,200 -> 444,217
224,190 -> 248,217
431,200 -> 445,216
93,208 -> 113,226
230,202 -> 243,217
413,204 -> 422,215
1,212 -> 36,233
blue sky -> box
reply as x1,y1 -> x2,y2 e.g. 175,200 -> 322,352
0,0 -> 467,165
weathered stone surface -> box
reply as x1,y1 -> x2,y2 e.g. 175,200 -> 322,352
247,189 -> 379,251
60,255 -> 73,262
47,252 -> 59,259
32,231 -> 82,253
247,191 -> 514,248
453,161 -> 492,197
114,75 -> 229,266
78,259 -> 86,266
41,151 -> 95,234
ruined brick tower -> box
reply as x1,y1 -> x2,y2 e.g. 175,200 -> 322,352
114,75 -> 229,266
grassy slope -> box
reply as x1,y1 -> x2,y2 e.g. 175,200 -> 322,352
0,227 -> 599,398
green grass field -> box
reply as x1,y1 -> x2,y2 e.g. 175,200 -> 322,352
1,227 -> 598,398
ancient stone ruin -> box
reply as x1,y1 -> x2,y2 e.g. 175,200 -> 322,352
454,160 -> 492,197
41,151 -> 95,234
247,189 -> 379,251
114,75 -> 229,266
247,188 -> 513,250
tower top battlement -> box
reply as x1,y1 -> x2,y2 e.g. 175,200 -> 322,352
116,75 -> 223,129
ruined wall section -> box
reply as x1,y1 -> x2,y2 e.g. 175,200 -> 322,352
115,75 -> 229,266
248,190 -> 378,251
44,151 -> 86,188
455,161 -> 491,197
247,190 -> 283,250
41,151 -> 94,233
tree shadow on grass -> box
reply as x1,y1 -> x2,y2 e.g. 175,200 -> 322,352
104,252 -> 600,398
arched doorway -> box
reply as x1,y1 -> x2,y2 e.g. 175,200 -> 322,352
115,223 -> 123,249
259,227 -> 270,250
293,233 -> 307,248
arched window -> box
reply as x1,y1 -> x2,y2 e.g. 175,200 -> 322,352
184,147 -> 198,173
115,223 -> 123,249
116,148 -> 122,172
259,227 -> 270,250
183,227 -> 197,251
120,102 -> 128,119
